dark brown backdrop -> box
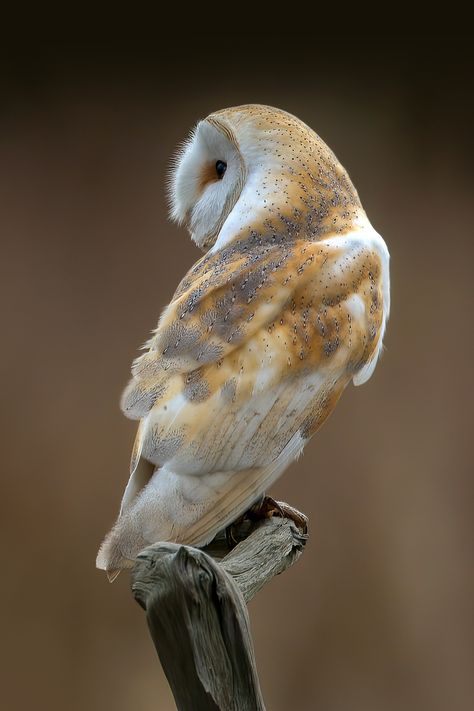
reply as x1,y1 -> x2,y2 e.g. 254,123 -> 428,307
1,39 -> 473,711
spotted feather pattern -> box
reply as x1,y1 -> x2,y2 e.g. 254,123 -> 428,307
122,229 -> 385,476
97,105 -> 390,576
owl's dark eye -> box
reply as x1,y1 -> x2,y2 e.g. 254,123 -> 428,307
215,160 -> 227,179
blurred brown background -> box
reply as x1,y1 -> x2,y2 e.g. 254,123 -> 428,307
1,39 -> 473,711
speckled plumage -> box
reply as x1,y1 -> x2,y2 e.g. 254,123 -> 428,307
97,105 -> 390,579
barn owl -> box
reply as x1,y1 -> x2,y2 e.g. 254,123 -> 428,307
97,104 -> 390,581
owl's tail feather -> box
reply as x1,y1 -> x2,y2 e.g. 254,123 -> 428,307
106,568 -> 122,583
96,431 -> 304,580
95,466 -> 266,580
96,521 -> 143,581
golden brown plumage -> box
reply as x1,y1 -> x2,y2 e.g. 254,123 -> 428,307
97,105 -> 390,578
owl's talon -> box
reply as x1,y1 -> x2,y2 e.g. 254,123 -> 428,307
224,496 -> 287,548
247,496 -> 308,534
247,495 -> 282,520
225,510 -> 250,548
225,522 -> 240,548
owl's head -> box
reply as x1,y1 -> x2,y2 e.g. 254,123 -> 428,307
169,112 -> 247,250
169,104 -> 361,250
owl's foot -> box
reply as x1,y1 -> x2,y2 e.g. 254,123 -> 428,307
225,496 -> 308,547
248,496 -> 308,534
225,515 -> 249,548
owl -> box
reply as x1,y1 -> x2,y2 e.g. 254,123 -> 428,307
97,104 -> 390,581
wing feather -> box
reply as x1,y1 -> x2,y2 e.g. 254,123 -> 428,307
118,229 -> 386,510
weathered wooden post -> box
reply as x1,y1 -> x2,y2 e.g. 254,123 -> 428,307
131,504 -> 308,711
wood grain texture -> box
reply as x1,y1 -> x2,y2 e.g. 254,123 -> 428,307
131,507 -> 308,711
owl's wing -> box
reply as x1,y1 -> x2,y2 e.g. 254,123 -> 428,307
122,237 -> 305,417
120,240 -> 321,430
118,237 -> 325,513
118,233 -> 386,526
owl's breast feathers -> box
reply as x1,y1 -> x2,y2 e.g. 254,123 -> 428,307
121,223 -> 387,478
